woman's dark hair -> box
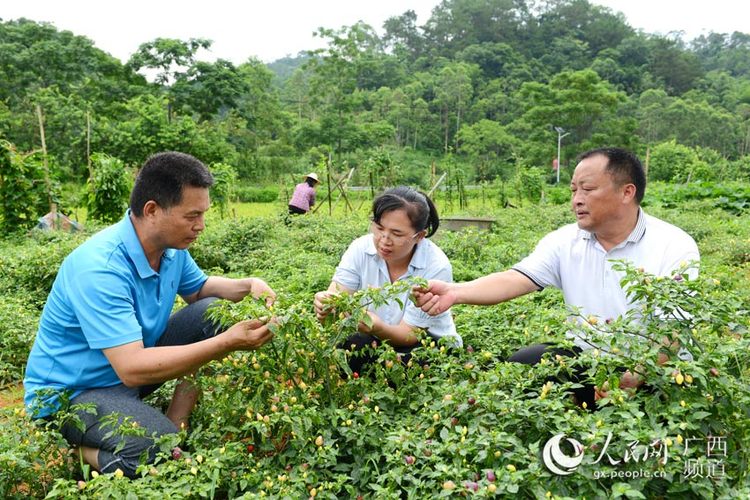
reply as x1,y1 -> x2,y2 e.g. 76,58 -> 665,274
372,186 -> 440,237
305,177 -> 317,188
130,152 -> 214,217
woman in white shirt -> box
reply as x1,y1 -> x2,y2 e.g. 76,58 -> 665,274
314,187 -> 461,374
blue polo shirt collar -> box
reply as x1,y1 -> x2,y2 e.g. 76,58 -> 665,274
116,211 -> 176,279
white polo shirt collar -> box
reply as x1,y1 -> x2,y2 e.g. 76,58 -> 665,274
579,208 -> 647,252
364,235 -> 428,279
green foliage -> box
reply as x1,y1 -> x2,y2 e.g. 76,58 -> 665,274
235,185 -> 280,203
0,230 -> 89,305
0,409 -> 76,498
513,165 -> 546,203
86,153 -> 132,223
2,198 -> 750,497
127,37 -> 212,86
0,141 -> 50,231
4,6 -> 750,495
209,162 -> 237,218
2,10 -> 749,185
102,94 -> 239,168
648,140 -> 713,183
458,119 -> 518,181
0,295 -> 39,384
646,181 -> 750,215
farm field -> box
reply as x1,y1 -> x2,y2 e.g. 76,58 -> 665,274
1,190 -> 749,498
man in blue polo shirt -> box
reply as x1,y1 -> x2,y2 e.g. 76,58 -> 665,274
24,151 -> 276,478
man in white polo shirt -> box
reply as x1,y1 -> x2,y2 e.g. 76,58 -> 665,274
414,147 -> 699,408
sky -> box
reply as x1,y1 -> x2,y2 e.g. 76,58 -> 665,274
2,0 -> 749,66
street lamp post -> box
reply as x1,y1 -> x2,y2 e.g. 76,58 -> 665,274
555,126 -> 570,184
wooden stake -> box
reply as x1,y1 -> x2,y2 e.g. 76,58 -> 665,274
327,153 -> 333,216
86,110 -> 93,177
35,104 -> 53,211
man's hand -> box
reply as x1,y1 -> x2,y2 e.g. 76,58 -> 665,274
249,278 -> 276,307
225,318 -> 273,350
314,290 -> 337,321
412,280 -> 457,316
357,310 -> 381,334
595,370 -> 644,400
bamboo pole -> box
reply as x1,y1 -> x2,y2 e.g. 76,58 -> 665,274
330,168 -> 355,212
427,172 -> 447,198
313,171 -> 350,214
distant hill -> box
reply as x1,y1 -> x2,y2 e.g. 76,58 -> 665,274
266,53 -> 310,87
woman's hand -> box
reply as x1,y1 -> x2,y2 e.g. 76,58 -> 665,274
314,290 -> 337,321
357,310 -> 381,334
249,278 -> 276,307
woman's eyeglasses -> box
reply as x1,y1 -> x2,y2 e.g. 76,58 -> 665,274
370,222 -> 419,245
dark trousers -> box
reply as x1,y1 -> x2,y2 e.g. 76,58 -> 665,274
507,343 -> 597,410
340,332 -> 443,375
58,297 -> 222,477
288,205 -> 307,215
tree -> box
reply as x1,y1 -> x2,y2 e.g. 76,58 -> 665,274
647,35 -> 704,95
304,22 -> 382,152
534,0 -> 633,57
637,89 -> 742,158
457,119 -> 518,180
382,10 -> 425,60
127,38 -> 211,86
127,37 -> 212,121
102,94 -> 237,167
172,59 -> 250,121
510,69 -> 635,166
434,62 -> 477,152
422,0 -> 528,57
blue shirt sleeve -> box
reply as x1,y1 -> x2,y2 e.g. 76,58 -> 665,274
177,251 -> 208,296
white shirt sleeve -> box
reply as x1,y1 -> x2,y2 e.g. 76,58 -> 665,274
660,234 -> 700,280
402,245 -> 461,345
331,238 -> 365,291
512,229 -> 564,289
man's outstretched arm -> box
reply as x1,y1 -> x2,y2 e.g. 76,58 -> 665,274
413,269 -> 539,315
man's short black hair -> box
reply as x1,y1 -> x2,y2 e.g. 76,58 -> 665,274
130,152 -> 214,217
578,147 -> 646,204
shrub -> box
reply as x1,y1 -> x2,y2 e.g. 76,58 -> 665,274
86,153 -> 132,223
0,230 -> 89,305
0,296 -> 39,384
0,141 -> 50,231
235,185 -> 280,203
209,162 -> 238,218
4,202 -> 750,498
649,140 -> 713,183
